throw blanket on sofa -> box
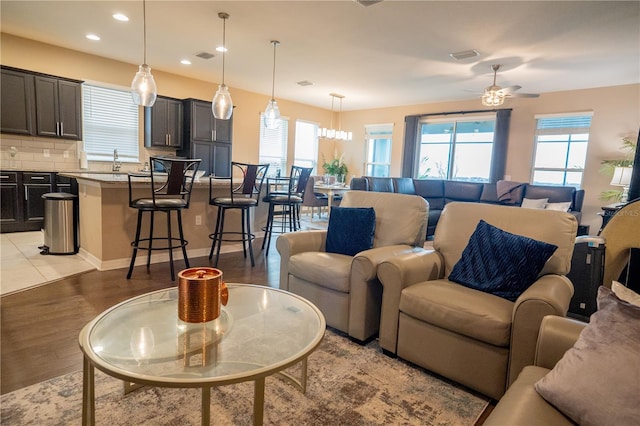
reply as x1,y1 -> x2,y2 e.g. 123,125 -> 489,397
497,180 -> 526,203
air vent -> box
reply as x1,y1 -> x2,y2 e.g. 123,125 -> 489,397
297,80 -> 313,87
196,51 -> 215,60
449,49 -> 480,61
356,0 -> 383,6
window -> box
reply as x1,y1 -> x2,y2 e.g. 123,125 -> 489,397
83,83 -> 139,163
532,113 -> 593,187
294,120 -> 318,172
417,114 -> 496,182
259,114 -> 289,176
364,124 -> 393,177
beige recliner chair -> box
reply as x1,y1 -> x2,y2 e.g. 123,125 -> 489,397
600,199 -> 640,288
377,202 -> 577,400
276,190 -> 428,343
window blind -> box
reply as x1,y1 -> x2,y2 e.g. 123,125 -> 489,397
83,83 -> 139,162
259,114 -> 289,176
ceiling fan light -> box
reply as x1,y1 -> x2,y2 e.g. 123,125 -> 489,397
212,83 -> 233,119
482,90 -> 504,107
263,99 -> 280,129
131,64 -> 157,107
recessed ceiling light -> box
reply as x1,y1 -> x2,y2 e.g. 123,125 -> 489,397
215,46 -> 227,53
180,59 -> 192,65
112,13 -> 129,22
86,34 -> 101,41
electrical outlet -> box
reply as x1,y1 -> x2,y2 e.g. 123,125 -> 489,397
63,151 -> 69,158
195,215 -> 202,225
43,149 -> 50,158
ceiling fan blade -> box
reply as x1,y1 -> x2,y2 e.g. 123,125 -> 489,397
497,85 -> 522,94
509,92 -> 540,98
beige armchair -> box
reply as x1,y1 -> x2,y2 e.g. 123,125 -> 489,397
276,190 -> 428,343
377,202 -> 577,399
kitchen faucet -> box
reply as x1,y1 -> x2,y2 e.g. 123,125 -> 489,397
112,149 -> 121,172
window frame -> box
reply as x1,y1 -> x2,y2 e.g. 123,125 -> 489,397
82,81 -> 140,163
293,119 -> 319,173
364,123 -> 393,177
531,112 -> 593,187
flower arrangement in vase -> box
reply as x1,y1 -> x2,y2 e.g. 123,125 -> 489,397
322,153 -> 349,183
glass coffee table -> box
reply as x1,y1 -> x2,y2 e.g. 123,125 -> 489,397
79,284 -> 326,425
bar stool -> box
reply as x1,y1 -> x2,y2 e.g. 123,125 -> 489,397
208,162 -> 269,267
262,166 -> 313,255
126,156 -> 201,281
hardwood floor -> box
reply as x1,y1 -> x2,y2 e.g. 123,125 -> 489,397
0,245 -> 280,395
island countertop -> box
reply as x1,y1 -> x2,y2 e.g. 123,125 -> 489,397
67,172 -> 268,272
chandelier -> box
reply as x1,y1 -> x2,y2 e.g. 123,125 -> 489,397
319,93 -> 352,142
130,0 -> 157,107
212,12 -> 233,120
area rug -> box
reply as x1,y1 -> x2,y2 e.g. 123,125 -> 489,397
1,331 -> 489,425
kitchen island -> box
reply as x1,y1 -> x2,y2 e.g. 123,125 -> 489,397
60,172 -> 269,271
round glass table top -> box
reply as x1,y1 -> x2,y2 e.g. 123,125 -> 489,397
79,284 -> 326,386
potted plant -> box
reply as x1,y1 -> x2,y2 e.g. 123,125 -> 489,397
322,153 -> 349,183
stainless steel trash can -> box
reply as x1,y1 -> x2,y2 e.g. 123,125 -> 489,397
41,192 -> 78,255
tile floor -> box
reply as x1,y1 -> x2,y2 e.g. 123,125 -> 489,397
0,231 -> 94,296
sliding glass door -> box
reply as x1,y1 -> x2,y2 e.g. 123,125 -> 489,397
417,114 -> 496,182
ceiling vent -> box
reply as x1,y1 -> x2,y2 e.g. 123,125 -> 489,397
356,0 -> 383,6
196,51 -> 215,60
297,80 -> 313,87
449,49 -> 480,61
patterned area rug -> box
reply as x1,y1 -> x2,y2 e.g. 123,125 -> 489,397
1,331 -> 488,425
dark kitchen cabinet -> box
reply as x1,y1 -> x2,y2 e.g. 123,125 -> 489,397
1,68 -> 35,135
0,172 -> 21,229
34,76 -> 82,140
144,96 -> 183,148
0,171 -> 76,233
179,99 -> 233,177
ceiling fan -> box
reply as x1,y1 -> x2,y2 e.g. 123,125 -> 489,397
479,64 -> 540,106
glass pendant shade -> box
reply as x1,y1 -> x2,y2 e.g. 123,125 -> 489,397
263,99 -> 280,129
212,83 -> 233,120
131,64 -> 157,107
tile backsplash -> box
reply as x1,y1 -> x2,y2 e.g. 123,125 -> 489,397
0,134 -> 172,172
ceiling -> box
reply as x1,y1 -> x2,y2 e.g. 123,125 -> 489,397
1,1 -> 638,111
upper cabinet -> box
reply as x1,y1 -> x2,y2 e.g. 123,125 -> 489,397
184,99 -> 232,144
0,66 -> 82,140
34,76 -> 82,140
144,96 -> 183,148
0,68 -> 35,135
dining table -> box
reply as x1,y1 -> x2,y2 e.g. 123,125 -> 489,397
312,182 -> 349,218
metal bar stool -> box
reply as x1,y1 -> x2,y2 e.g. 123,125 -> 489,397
127,156 -> 201,281
208,162 -> 269,267
262,166 -> 313,255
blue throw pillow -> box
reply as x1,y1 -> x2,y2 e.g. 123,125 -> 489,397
448,220 -> 558,301
325,207 -> 376,256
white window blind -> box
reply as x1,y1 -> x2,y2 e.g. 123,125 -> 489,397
259,114 -> 289,176
83,83 -> 139,162
294,120 -> 319,172
531,113 -> 593,187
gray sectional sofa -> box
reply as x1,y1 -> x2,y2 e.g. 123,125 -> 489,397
350,176 -> 585,237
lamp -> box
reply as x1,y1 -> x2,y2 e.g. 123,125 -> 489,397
610,166 -> 633,203
319,93 -> 352,142
481,64 -> 505,107
212,12 -> 233,120
130,0 -> 157,107
263,40 -> 281,129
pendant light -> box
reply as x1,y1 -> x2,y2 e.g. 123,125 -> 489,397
130,0 -> 157,107
263,40 -> 281,129
319,93 -> 352,142
212,12 -> 233,120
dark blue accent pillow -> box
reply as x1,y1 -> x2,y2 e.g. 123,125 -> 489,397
325,207 -> 376,256
449,220 -> 558,302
